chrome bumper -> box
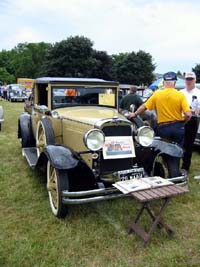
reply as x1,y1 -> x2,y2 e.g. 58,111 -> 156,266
167,175 -> 188,186
62,174 -> 187,205
11,97 -> 27,101
62,187 -> 126,204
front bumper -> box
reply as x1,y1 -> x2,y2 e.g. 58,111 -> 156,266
62,175 -> 187,205
11,97 -> 27,101
62,187 -> 125,204
167,175 -> 187,186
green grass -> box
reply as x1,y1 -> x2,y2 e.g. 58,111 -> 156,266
0,100 -> 200,267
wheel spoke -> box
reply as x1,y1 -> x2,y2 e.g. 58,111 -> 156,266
36,124 -> 47,157
47,165 -> 58,210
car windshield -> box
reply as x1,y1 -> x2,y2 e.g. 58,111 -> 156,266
11,85 -> 24,91
52,86 -> 117,109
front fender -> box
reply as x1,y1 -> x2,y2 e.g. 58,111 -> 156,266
151,139 -> 183,158
43,145 -> 78,170
41,145 -> 97,191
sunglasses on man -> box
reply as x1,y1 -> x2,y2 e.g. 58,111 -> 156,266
185,78 -> 195,81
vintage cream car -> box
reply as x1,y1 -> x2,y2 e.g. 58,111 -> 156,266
18,77 -> 186,218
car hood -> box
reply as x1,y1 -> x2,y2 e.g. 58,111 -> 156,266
55,106 -> 126,125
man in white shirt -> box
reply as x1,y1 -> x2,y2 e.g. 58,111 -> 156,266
181,72 -> 200,173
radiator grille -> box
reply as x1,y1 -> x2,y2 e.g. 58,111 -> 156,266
100,124 -> 133,172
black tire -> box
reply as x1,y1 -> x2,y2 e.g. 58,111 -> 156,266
47,161 -> 68,218
153,161 -> 166,178
153,154 -> 180,178
163,155 -> 180,178
36,118 -> 55,157
19,115 -> 35,148
0,123 -> 1,131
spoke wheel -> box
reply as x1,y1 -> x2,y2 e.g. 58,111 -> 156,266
36,121 -> 47,157
47,161 -> 69,218
36,118 -> 55,157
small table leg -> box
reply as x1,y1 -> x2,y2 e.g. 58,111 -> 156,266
145,203 -> 174,236
128,204 -> 146,234
128,198 -> 174,246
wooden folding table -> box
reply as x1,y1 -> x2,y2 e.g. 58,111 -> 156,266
128,184 -> 189,246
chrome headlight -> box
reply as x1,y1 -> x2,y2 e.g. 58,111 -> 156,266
84,129 -> 105,151
136,126 -> 154,147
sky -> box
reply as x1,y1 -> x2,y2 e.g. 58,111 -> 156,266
0,0 -> 200,73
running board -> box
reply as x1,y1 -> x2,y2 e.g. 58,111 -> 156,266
22,148 -> 38,168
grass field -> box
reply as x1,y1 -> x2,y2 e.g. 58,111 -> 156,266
0,101 -> 200,267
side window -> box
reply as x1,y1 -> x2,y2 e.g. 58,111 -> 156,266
37,84 -> 48,106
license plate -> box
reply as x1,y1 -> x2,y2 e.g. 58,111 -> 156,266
118,167 -> 144,181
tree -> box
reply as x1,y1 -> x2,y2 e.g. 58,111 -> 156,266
44,36 -> 96,77
0,67 -> 15,83
113,50 -> 155,85
0,36 -> 156,84
91,50 -> 113,80
0,50 -> 15,74
10,42 -> 52,78
192,64 -> 200,83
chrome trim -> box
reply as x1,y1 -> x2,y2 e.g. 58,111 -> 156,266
62,193 -> 125,204
175,181 -> 187,186
62,187 -> 118,197
61,173 -> 187,205
136,126 -> 155,147
95,117 -> 132,129
83,129 -> 105,151
167,175 -> 187,184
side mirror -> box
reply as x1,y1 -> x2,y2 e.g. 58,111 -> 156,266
35,105 -> 49,114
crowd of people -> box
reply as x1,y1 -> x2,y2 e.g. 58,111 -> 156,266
119,71 -> 200,176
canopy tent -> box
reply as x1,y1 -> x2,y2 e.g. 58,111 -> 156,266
149,78 -> 185,90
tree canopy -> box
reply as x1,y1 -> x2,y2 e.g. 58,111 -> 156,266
112,51 -> 155,85
0,35 -> 156,86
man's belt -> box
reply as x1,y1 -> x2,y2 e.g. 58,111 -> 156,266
158,120 -> 184,126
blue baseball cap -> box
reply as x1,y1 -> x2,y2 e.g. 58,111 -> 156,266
163,72 -> 177,81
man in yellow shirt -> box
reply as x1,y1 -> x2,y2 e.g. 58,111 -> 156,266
129,72 -> 191,146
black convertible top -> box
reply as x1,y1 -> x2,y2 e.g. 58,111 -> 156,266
35,77 -> 119,86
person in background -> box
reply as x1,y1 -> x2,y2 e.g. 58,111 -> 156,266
119,86 -> 143,113
180,72 -> 200,174
128,71 -> 191,176
2,82 -> 8,100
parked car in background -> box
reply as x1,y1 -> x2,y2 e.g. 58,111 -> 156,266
8,84 -> 28,102
0,105 -> 4,131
